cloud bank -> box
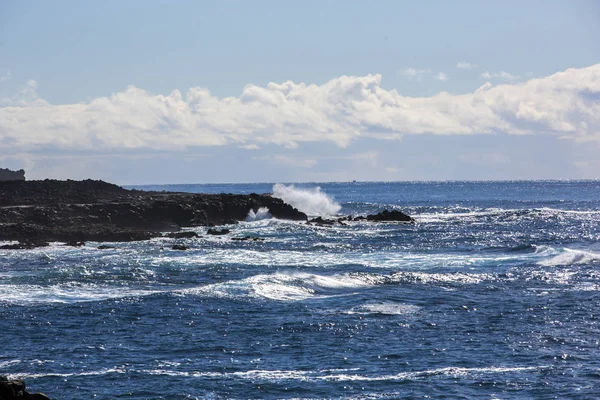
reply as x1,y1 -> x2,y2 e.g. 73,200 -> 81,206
1,64 -> 599,153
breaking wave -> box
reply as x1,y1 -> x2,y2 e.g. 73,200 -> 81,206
10,364 -> 551,383
245,206 -> 272,221
272,184 -> 341,216
538,248 -> 600,267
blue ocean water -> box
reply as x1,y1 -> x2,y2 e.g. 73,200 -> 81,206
1,181 -> 600,399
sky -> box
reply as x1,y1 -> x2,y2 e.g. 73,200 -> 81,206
1,0 -> 599,184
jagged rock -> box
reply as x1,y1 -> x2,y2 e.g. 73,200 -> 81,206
97,245 -> 116,250
366,209 -> 414,223
165,231 -> 199,239
207,228 -> 230,235
0,376 -> 50,399
171,244 -> 189,250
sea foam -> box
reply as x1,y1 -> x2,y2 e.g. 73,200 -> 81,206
272,184 -> 341,216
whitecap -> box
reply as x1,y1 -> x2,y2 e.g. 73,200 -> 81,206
0,283 -> 164,305
538,248 -> 600,267
133,365 -> 550,383
9,366 -> 127,380
180,271 -> 380,302
349,302 -> 420,315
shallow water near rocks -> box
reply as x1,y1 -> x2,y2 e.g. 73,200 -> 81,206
1,181 -> 600,399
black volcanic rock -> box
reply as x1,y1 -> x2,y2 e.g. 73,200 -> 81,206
307,216 -> 335,226
0,168 -> 25,182
0,240 -> 49,250
165,231 -> 199,239
366,209 -> 414,223
231,236 -> 265,241
0,179 -> 129,206
0,180 -> 307,245
0,376 -> 50,399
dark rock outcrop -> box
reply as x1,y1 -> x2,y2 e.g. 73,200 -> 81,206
171,244 -> 189,251
307,216 -> 335,226
366,209 -> 414,223
0,180 -> 307,246
207,228 -> 230,235
0,241 -> 49,250
231,236 -> 265,241
0,376 -> 50,399
305,211 -> 414,227
165,231 -> 199,239
0,168 -> 25,182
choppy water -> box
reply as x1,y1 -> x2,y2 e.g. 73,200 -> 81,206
1,181 -> 600,399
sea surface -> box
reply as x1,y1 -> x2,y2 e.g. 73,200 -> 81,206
1,181 -> 600,399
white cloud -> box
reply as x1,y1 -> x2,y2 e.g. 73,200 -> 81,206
398,67 -> 431,81
456,61 -> 477,70
1,64 -> 600,154
1,79 -> 47,107
481,71 -> 520,81
435,72 -> 448,81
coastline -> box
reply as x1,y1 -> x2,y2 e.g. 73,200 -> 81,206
0,179 -> 307,247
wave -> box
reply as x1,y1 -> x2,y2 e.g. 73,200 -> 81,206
245,206 -> 272,221
8,367 -> 127,380
11,365 -> 549,383
538,248 -> 600,267
0,359 -> 21,368
180,270 -> 493,302
272,184 -> 341,216
348,301 -> 421,315
414,206 -> 600,224
0,283 -> 163,305
181,271 -> 374,302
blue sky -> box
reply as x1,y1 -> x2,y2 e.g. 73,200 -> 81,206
1,0 -> 599,183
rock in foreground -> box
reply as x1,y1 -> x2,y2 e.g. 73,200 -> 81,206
0,376 -> 50,399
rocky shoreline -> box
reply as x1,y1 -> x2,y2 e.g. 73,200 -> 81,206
0,179 -> 307,247
0,179 -> 413,249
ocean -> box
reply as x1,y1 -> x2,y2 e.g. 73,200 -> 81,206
1,181 -> 599,399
